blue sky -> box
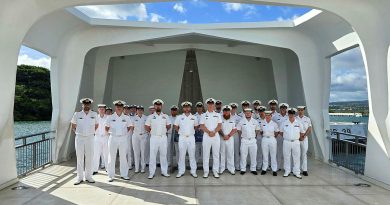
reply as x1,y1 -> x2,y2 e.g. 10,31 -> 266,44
17,1 -> 367,102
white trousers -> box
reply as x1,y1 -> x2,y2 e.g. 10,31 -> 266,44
93,135 -> 108,172
283,140 -> 301,175
261,136 -> 277,171
276,135 -> 284,169
132,132 -> 147,172
127,131 -> 133,168
75,135 -> 94,181
202,135 -> 220,174
178,135 -> 197,174
220,136 -> 235,173
167,132 -> 173,166
145,133 -> 150,164
149,135 -> 168,176
174,141 -> 179,167
195,142 -> 203,163
240,138 -> 257,171
256,135 -> 263,169
233,134 -> 240,169
107,135 -> 129,178
300,137 -> 308,171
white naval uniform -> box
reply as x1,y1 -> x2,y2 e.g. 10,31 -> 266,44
93,114 -> 109,172
168,115 -> 177,167
174,113 -> 198,175
127,114 -> 135,169
132,114 -> 148,172
237,117 -> 260,172
145,112 -> 171,176
273,113 -> 288,170
71,110 -> 98,182
200,111 -> 222,174
281,119 -> 305,175
256,116 -> 265,169
231,113 -> 242,170
219,117 -> 237,173
260,119 -> 279,171
296,115 -> 312,172
106,112 -> 133,179
194,112 -> 204,164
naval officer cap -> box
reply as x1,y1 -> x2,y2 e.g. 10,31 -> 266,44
252,100 -> 262,105
97,104 -> 107,108
297,106 -> 306,110
264,110 -> 273,115
148,105 -> 154,109
257,106 -> 266,112
106,107 -> 113,111
130,104 -> 137,109
153,99 -> 164,105
195,102 -> 203,107
215,100 -> 222,105
124,104 -> 130,109
222,105 -> 232,111
229,102 -> 238,108
80,98 -> 93,104
113,100 -> 126,106
287,107 -> 298,114
268,99 -> 278,105
244,108 -> 253,112
170,105 -> 178,110
241,100 -> 251,106
181,101 -> 192,107
205,98 -> 216,104
136,105 -> 144,110
279,103 -> 289,108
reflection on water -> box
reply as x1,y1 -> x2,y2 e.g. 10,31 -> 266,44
14,121 -> 51,138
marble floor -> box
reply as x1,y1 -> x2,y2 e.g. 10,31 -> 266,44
0,159 -> 389,205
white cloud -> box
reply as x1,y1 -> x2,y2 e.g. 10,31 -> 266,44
276,14 -> 299,22
173,3 -> 186,13
17,54 -> 51,69
223,3 -> 257,17
76,4 -> 148,21
150,13 -> 165,23
178,20 -> 188,24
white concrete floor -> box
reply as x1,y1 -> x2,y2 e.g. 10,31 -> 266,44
0,159 -> 389,205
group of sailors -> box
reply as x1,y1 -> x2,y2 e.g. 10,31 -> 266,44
70,97 -> 311,185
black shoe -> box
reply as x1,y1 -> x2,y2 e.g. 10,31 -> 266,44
85,179 -> 95,183
261,170 -> 266,175
73,180 -> 82,185
302,171 -> 308,176
273,172 -> 277,176
240,171 -> 246,175
251,171 -> 258,175
92,172 -> 98,175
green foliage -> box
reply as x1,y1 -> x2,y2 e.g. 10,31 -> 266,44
14,65 -> 52,121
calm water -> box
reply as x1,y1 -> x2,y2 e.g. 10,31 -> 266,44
14,121 -> 51,138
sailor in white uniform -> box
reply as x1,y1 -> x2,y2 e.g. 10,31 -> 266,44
174,101 -> 198,178
168,105 -> 179,167
296,106 -> 312,176
200,98 -> 222,178
71,98 -> 98,185
229,102 -> 242,171
238,100 -> 251,118
194,102 -> 204,164
260,110 -> 279,176
237,108 -> 260,175
105,107 -> 113,115
106,100 -> 133,182
219,105 -> 237,175
280,108 -> 305,179
268,99 -> 279,117
145,99 -> 171,179
273,102 -> 289,170
93,104 -> 109,175
252,100 -> 262,120
215,100 -> 223,114
132,105 -> 148,173
256,105 -> 267,170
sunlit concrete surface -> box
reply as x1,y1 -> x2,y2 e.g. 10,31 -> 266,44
0,159 -> 389,205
